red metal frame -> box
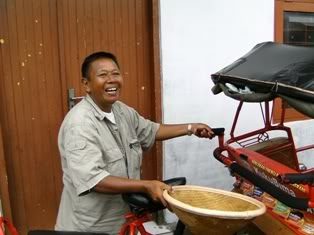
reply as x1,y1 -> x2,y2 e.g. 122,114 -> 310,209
119,212 -> 153,235
214,100 -> 314,235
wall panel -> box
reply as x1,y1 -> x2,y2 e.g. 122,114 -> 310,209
0,0 -> 63,233
0,0 -> 160,233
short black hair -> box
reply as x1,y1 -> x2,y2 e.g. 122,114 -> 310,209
81,51 -> 120,79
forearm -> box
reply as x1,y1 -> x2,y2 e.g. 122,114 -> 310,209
93,175 -> 171,206
155,124 -> 190,141
155,123 -> 215,140
93,175 -> 149,194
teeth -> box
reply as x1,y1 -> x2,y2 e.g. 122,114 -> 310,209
106,87 -> 117,92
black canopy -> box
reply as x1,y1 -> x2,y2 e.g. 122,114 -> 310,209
211,42 -> 314,118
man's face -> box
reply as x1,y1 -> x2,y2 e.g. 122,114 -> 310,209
84,58 -> 123,112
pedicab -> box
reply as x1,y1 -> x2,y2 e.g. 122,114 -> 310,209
211,41 -> 314,234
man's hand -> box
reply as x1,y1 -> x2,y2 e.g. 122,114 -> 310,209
143,180 -> 172,207
190,123 -> 215,139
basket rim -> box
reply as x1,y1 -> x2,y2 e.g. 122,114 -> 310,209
163,185 -> 266,219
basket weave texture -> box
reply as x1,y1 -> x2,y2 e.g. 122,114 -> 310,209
163,185 -> 266,235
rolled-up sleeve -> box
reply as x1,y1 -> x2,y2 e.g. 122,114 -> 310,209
131,110 -> 160,150
64,124 -> 109,195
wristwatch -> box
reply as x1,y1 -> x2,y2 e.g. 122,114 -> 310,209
187,124 -> 193,136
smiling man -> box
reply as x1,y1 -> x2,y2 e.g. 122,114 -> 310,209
55,51 -> 215,234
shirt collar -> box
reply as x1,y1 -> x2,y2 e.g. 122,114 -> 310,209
85,95 -> 106,120
85,94 -> 122,122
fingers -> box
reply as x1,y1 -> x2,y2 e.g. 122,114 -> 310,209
193,123 -> 215,138
159,184 -> 172,207
146,181 -> 171,207
160,196 -> 168,207
200,129 -> 213,138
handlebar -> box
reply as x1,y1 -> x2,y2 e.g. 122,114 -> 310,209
278,172 -> 314,185
213,148 -> 309,210
163,177 -> 186,186
211,128 -> 225,136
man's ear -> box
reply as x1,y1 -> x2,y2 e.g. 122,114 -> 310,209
82,78 -> 91,93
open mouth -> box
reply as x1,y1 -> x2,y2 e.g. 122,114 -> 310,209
105,87 -> 118,96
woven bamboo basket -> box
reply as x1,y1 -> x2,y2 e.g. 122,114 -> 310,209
163,185 -> 266,235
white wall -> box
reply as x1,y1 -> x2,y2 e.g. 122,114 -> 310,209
159,0 -> 314,223
160,0 -> 275,190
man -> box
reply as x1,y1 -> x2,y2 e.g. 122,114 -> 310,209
55,51 -> 214,234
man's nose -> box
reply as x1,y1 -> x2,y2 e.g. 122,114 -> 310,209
107,72 -> 120,81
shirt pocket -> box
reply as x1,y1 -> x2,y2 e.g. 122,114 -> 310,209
65,139 -> 89,163
128,138 -> 143,172
66,139 -> 87,152
104,148 -> 127,177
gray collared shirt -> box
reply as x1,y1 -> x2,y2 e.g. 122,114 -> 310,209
55,95 -> 159,234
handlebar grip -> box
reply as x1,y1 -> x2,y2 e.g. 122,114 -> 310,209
279,173 -> 314,185
211,128 -> 225,136
163,177 -> 186,186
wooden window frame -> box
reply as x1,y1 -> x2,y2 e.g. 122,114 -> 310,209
273,0 -> 314,123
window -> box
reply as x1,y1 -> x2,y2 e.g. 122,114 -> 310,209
273,0 -> 314,123
284,11 -> 314,46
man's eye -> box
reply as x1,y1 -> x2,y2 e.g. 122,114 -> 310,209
99,73 -> 108,77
